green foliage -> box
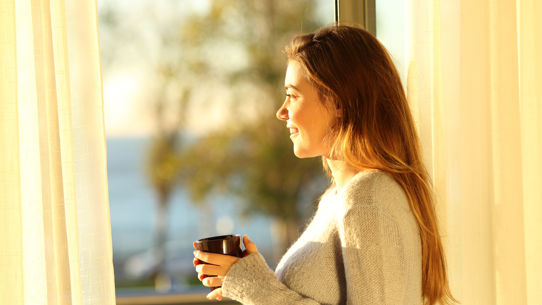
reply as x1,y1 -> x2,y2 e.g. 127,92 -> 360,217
179,117 -> 324,221
102,0 -> 332,257
177,0 -> 329,228
145,133 -> 182,204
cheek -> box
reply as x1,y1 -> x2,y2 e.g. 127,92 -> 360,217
312,116 -> 337,145
294,116 -> 313,136
288,109 -> 304,128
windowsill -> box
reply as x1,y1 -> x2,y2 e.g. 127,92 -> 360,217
116,292 -> 240,305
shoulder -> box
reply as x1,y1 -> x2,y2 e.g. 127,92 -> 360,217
340,169 -> 410,216
338,169 -> 421,253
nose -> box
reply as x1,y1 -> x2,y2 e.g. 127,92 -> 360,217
276,101 -> 288,121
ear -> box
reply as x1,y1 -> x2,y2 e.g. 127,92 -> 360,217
335,104 -> 342,117
323,95 -> 341,117
331,99 -> 342,118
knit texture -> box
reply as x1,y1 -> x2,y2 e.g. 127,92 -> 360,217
222,169 -> 422,305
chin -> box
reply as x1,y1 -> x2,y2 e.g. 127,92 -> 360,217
293,147 -> 319,159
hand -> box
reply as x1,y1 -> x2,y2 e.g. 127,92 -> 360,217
193,235 -> 259,300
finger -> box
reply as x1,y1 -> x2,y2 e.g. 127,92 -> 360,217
196,263 -> 226,276
243,235 -> 259,255
202,276 -> 223,288
207,287 -> 223,301
193,250 -> 239,266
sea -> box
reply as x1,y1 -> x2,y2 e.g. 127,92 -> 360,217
106,136 -> 276,293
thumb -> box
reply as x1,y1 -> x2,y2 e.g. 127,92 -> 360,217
243,235 -> 258,255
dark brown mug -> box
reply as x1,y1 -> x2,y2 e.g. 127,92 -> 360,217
194,234 -> 243,291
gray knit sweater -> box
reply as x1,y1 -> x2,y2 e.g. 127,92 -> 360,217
222,169 -> 422,305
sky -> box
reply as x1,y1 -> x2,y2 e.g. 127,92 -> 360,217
98,0 -> 213,137
97,0 -> 334,138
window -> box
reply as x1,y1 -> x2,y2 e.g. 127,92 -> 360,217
98,0 -> 334,302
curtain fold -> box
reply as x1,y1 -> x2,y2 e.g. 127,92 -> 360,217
406,0 -> 542,304
0,0 -> 115,304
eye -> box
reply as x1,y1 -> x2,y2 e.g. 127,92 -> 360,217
285,91 -> 297,99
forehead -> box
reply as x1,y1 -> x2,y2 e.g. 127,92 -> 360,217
284,60 -> 309,88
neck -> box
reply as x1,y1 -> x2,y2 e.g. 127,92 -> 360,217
326,159 -> 361,189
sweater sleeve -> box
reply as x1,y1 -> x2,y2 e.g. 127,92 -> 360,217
338,203 -> 406,305
221,208 -> 406,305
221,252 -> 321,305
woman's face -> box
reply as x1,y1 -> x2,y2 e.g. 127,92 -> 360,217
276,60 -> 338,158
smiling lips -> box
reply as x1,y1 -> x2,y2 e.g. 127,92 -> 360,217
288,126 -> 299,138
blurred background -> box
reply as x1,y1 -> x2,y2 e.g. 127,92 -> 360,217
97,0 -> 336,299
2,0 -> 538,304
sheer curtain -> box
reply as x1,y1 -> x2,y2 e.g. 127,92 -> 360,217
405,0 -> 542,304
0,0 -> 115,304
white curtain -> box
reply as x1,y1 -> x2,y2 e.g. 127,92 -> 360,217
405,0 -> 542,304
0,0 -> 115,304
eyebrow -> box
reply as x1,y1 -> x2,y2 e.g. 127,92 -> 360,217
285,84 -> 300,91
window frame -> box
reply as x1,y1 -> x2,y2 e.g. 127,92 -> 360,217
337,0 -> 376,35
112,1 -> 375,304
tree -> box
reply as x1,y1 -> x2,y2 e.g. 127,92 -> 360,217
99,1 -> 199,287
144,85 -> 189,289
177,0 -> 329,258
99,0 -> 331,284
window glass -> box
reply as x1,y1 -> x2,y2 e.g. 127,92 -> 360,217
98,0 -> 334,297
375,0 -> 407,82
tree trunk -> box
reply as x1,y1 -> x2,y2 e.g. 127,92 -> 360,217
152,191 -> 170,291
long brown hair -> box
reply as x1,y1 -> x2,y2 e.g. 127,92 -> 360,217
286,25 -> 456,305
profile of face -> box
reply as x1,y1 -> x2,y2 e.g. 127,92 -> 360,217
276,60 -> 338,158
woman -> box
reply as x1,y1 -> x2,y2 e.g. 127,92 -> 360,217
193,25 -> 456,305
